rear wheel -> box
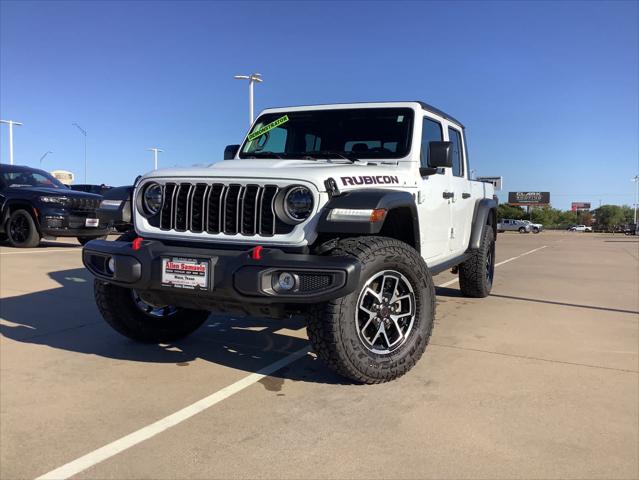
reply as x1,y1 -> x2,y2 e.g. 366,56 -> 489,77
6,209 -> 40,248
518,227 -> 526,233
459,227 -> 495,298
306,236 -> 435,384
94,280 -> 209,342
78,235 -> 107,245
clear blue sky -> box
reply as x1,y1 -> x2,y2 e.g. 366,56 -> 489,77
1,0 -> 637,209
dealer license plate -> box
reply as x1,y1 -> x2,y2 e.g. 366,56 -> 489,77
85,218 -> 99,227
161,257 -> 209,290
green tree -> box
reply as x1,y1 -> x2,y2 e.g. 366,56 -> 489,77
594,205 -> 626,229
497,203 -> 525,221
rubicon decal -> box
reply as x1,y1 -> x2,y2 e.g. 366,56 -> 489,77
341,175 -> 400,186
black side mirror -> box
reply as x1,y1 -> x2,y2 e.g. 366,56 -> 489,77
420,141 -> 453,176
428,141 -> 453,168
224,144 -> 240,160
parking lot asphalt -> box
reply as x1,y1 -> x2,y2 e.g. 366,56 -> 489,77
1,232 -> 638,480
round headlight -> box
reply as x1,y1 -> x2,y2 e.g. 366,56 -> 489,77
142,183 -> 163,216
283,186 -> 313,223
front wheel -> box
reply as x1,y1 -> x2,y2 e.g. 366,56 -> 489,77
459,227 -> 495,298
94,281 -> 209,342
6,209 -> 41,248
518,227 -> 526,233
306,237 -> 435,384
532,227 -> 540,234
78,235 -> 108,245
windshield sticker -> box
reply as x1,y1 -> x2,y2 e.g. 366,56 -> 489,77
247,115 -> 289,141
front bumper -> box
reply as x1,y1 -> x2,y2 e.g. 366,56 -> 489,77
38,208 -> 109,237
82,239 -> 361,309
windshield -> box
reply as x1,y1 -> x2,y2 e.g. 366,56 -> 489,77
1,167 -> 67,189
239,108 -> 414,160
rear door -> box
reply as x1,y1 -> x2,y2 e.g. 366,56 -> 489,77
446,125 -> 475,253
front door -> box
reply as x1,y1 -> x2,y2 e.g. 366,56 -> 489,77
418,116 -> 451,260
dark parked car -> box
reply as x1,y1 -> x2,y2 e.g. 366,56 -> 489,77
96,185 -> 133,233
0,164 -> 109,247
70,183 -> 112,196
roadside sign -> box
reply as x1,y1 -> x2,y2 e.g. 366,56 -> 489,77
508,191 -> 550,206
571,202 -> 591,211
476,176 -> 503,191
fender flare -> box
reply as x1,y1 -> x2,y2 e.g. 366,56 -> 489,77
1,199 -> 40,232
317,189 -> 420,249
468,198 -> 497,250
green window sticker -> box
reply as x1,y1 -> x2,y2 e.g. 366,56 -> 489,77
247,115 -> 289,141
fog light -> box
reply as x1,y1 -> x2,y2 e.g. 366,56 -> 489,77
277,272 -> 295,291
106,257 -> 115,275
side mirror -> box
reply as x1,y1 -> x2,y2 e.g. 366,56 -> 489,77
419,141 -> 453,176
428,141 -> 453,168
224,144 -> 240,160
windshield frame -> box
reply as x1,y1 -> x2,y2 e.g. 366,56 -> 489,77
238,107 -> 415,160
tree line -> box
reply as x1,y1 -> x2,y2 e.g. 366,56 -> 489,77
496,203 -> 635,230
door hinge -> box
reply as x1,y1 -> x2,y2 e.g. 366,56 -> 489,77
450,227 -> 455,239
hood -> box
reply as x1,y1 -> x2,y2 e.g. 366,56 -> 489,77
7,186 -> 102,199
142,159 -> 418,191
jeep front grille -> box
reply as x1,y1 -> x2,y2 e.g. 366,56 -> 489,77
157,182 -> 293,236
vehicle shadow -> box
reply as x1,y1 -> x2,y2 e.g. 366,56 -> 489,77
0,267 -> 349,385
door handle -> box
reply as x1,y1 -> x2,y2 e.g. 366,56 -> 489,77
442,192 -> 455,199
462,192 -> 471,199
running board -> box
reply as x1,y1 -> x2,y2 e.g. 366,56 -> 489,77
428,253 -> 470,276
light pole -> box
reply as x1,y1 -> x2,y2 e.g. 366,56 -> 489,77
632,175 -> 639,224
147,147 -> 163,170
0,119 -> 24,165
72,123 -> 87,183
39,151 -> 53,165
234,73 -> 263,126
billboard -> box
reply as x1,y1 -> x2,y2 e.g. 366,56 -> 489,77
571,202 -> 591,211
508,191 -> 550,206
476,176 -> 503,191
50,170 -> 74,184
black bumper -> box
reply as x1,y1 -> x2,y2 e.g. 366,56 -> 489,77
82,239 -> 361,308
39,209 -> 109,237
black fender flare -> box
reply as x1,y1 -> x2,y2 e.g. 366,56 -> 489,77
317,189 -> 420,249
468,198 -> 497,250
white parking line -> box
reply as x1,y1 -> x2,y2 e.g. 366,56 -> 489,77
436,245 -> 548,288
0,248 -> 80,256
35,244 -> 549,480
36,347 -> 310,480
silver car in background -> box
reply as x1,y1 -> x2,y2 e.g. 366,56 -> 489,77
497,219 -> 531,233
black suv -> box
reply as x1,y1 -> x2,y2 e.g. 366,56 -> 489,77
0,164 -> 110,247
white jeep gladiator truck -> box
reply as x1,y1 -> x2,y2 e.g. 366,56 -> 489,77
83,101 -> 497,384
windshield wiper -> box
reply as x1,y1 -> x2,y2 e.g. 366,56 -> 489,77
303,150 -> 357,163
246,151 -> 283,159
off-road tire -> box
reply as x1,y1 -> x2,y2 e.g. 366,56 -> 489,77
78,235 -> 108,246
94,280 -> 209,342
306,236 -> 435,384
6,209 -> 41,248
459,227 -> 495,298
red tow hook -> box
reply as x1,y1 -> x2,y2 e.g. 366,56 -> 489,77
132,237 -> 144,251
251,245 -> 263,260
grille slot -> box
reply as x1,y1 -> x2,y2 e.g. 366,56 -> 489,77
157,182 -> 294,237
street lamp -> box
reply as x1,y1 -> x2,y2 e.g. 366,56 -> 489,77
632,175 -> 639,224
147,147 -> 163,170
72,123 -> 88,183
234,73 -> 263,126
39,151 -> 53,165
0,119 -> 24,165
